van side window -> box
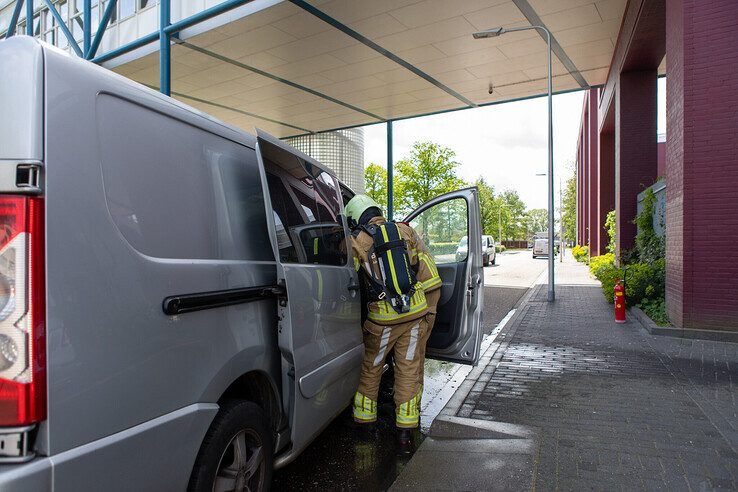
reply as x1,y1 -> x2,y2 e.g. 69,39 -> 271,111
266,173 -> 300,263
265,164 -> 347,266
97,94 -> 272,261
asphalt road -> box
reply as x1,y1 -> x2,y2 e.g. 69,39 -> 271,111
272,250 -> 546,490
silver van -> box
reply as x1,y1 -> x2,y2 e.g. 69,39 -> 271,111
0,37 -> 484,491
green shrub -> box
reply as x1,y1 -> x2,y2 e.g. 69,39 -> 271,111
429,242 -> 458,255
635,188 -> 665,264
589,253 -> 615,279
623,263 -> 652,305
621,260 -> 666,306
639,297 -> 669,326
605,210 -> 616,254
572,244 -> 589,263
495,245 -> 506,253
587,252 -> 621,303
596,262 -> 624,303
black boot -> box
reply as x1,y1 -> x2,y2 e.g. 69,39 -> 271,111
396,428 -> 413,451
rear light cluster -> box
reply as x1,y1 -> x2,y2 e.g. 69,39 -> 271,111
0,196 -> 45,426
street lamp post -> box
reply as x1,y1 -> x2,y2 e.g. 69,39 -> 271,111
559,177 -> 564,263
473,25 -> 555,301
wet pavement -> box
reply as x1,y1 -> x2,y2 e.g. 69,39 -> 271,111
273,251 -> 543,490
393,253 -> 738,490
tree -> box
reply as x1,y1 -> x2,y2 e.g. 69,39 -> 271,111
526,208 -> 548,234
561,173 -> 576,244
394,141 -> 464,216
364,163 -> 388,212
499,190 -> 527,240
475,178 -> 497,236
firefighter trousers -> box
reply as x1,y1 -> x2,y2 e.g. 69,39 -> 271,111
418,289 -> 440,387
353,314 -> 432,428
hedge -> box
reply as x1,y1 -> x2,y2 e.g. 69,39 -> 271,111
428,242 -> 458,256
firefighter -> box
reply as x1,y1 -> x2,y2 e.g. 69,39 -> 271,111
345,195 -> 441,445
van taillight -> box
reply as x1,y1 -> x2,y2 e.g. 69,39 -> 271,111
0,196 -> 45,426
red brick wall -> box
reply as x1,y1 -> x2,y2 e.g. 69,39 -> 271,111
666,0 -> 738,331
587,91 -> 599,255
615,69 -> 658,257
598,131 -> 615,256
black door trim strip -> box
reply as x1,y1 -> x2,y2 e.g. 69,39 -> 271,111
163,284 -> 285,315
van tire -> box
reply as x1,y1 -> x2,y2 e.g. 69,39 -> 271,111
188,400 -> 273,492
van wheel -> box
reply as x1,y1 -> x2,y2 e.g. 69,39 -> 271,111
188,400 -> 273,492
492,257 -> 496,265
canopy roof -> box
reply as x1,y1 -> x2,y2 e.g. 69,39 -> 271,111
112,0 -> 627,137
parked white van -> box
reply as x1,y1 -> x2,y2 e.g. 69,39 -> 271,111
0,37 -> 484,491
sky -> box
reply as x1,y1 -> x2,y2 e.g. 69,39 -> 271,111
363,78 -> 666,210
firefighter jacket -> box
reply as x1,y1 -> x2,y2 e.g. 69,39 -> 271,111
351,216 -> 441,325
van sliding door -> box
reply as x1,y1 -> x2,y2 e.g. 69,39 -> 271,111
254,130 -> 362,462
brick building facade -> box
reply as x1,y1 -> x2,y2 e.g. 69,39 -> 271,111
575,0 -> 738,335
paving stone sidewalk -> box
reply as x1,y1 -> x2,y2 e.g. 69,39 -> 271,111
458,261 -> 738,490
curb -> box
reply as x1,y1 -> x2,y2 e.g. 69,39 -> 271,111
631,306 -> 738,344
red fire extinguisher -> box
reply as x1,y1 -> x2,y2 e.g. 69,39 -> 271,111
614,280 -> 626,323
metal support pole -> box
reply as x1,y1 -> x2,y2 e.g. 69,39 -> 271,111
545,29 -> 555,301
83,0 -> 91,56
43,0 -> 83,57
87,0 -> 117,59
387,120 -> 393,221
159,0 -> 171,96
6,0 -> 24,38
559,177 -> 564,263
25,0 -> 33,35
472,24 -> 555,300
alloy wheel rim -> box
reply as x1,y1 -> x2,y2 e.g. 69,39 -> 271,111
213,429 -> 264,492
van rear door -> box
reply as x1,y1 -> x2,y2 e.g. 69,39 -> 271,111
254,130 -> 362,462
404,187 -> 484,365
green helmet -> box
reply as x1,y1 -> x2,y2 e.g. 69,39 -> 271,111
345,194 -> 382,225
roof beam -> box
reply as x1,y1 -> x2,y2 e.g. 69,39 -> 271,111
511,0 -> 589,89
288,0 -> 478,109
176,40 -> 386,122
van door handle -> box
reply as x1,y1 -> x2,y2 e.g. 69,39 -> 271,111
347,280 -> 360,292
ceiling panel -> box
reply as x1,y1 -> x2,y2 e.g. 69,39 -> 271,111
112,0 -> 628,138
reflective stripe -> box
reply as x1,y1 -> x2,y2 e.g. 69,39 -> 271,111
313,237 -> 319,256
405,323 -> 419,360
353,392 -> 377,422
353,256 -> 360,271
419,252 -> 439,277
369,297 -> 427,322
422,275 -> 442,291
395,394 -> 420,427
368,282 -> 427,322
373,327 -> 391,366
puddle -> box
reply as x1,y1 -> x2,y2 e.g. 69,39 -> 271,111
419,308 -> 515,433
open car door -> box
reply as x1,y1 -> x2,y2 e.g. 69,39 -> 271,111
255,130 -> 363,463
404,187 -> 483,365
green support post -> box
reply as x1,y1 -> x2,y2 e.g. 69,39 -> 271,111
159,0 -> 171,96
387,120 -> 393,221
